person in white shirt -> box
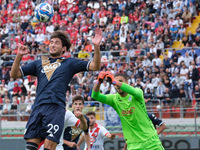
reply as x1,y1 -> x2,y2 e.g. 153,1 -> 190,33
142,56 -> 152,67
35,31 -> 45,44
177,53 -> 184,65
106,59 -> 116,69
38,109 -> 88,150
78,111 -> 115,150
100,80 -> 110,94
180,63 -> 189,80
152,55 -> 162,67
46,22 -> 55,34
184,52 -> 193,67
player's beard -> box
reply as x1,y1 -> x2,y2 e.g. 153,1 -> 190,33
89,122 -> 95,127
50,50 -> 62,57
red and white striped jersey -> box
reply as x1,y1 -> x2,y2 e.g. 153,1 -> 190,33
84,123 -> 110,150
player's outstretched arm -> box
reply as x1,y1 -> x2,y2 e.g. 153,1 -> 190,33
84,133 -> 91,150
88,27 -> 102,71
157,123 -> 166,135
92,71 -> 107,103
10,44 -> 29,79
77,134 -> 85,150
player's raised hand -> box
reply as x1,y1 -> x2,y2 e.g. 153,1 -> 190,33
17,43 -> 29,55
92,27 -> 102,46
97,71 -> 107,84
106,71 -> 118,85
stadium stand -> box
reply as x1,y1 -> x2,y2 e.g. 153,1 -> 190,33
1,0 -> 200,139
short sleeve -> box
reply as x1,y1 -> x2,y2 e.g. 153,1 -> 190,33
65,110 -> 80,127
20,60 -> 38,77
148,113 -> 163,127
100,126 -> 110,137
72,58 -> 90,73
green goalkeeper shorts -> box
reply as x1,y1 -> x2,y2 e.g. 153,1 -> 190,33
127,134 -> 165,150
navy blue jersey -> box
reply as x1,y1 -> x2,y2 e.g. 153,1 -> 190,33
21,57 -> 89,109
148,113 -> 163,129
63,114 -> 89,150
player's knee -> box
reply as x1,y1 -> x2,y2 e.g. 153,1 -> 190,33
26,142 -> 38,150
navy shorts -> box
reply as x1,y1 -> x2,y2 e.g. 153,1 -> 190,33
24,104 -> 65,143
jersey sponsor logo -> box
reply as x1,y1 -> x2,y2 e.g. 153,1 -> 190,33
41,62 -> 61,73
121,107 -> 135,116
41,59 -> 63,81
70,126 -> 82,141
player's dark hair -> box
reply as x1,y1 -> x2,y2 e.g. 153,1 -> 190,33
86,111 -> 96,117
115,73 -> 128,81
72,95 -> 84,104
50,30 -> 71,51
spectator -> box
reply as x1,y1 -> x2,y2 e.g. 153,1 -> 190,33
144,88 -> 153,105
188,48 -> 197,59
163,87 -> 173,106
184,52 -> 193,67
170,23 -> 178,41
78,47 -> 90,59
190,64 -> 199,87
193,85 -> 200,106
184,75 -> 193,102
170,80 -> 180,102
163,55 -> 170,69
182,9 -> 192,26
180,63 -> 189,80
12,82 -> 22,97
2,98 -> 11,115
10,96 -> 19,114
176,23 -> 186,41
156,81 -> 165,100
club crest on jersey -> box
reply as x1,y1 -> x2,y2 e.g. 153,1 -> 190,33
121,107 -> 135,116
41,62 -> 61,73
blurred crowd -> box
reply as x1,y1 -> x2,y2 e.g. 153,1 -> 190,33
1,0 -> 200,116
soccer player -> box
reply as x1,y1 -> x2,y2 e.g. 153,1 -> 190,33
77,111 -> 116,150
38,109 -> 88,150
92,72 -> 165,150
123,113 -> 166,150
63,95 -> 91,150
10,28 -> 102,150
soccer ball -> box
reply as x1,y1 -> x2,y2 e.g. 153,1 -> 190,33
34,3 -> 54,23
156,105 -> 162,110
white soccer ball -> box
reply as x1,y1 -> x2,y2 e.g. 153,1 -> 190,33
34,3 -> 54,23
156,105 -> 162,110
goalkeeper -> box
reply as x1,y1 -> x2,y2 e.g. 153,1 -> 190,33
91,72 -> 164,150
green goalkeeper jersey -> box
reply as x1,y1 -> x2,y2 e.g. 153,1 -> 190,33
92,83 -> 157,144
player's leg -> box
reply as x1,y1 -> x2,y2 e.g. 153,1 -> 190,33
26,138 -> 41,150
41,104 -> 65,150
24,106 -> 44,150
44,138 -> 57,150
